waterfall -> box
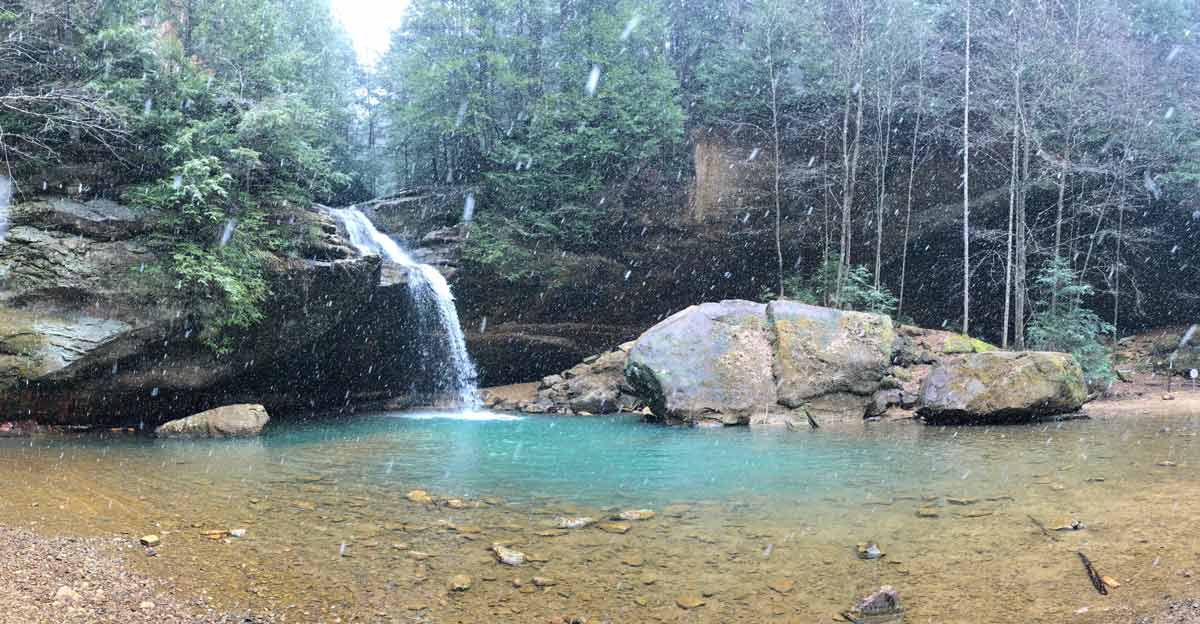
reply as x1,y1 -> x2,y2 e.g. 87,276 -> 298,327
329,207 -> 480,410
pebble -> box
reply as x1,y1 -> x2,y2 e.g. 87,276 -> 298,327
555,517 -> 596,529
856,542 -> 885,560
675,593 -> 705,609
621,553 -> 644,567
916,507 -> 940,518
768,578 -> 795,594
137,601 -> 155,611
140,535 -> 160,547
532,576 -> 557,587
616,509 -> 656,521
53,586 -> 81,604
444,499 -> 467,509
229,528 -> 246,538
946,497 -> 978,506
634,596 -> 650,606
492,543 -> 526,566
406,490 -> 434,504
449,574 -> 472,591
598,522 -> 632,534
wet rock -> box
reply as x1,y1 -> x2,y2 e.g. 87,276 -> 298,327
137,601 -> 155,611
555,516 -> 596,529
155,404 -> 270,438
139,535 -> 160,547
915,507 -> 940,518
492,543 -> 526,566
615,509 -> 656,521
620,553 -> 645,567
1051,518 -> 1086,531
767,578 -> 795,594
598,522 -> 632,534
917,351 -> 1086,424
675,593 -> 705,609
532,576 -> 557,587
946,497 -> 978,506
406,490 -> 434,504
853,585 -> 903,620
856,542 -> 885,560
449,574 -> 472,591
1102,575 -> 1121,590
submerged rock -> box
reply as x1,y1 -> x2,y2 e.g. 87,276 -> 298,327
406,490 -> 434,504
491,543 -> 526,566
154,404 -> 270,438
448,574 -> 472,591
856,542 -> 885,560
615,509 -> 656,521
554,516 -> 596,529
917,351 -> 1087,424
846,585 -> 903,622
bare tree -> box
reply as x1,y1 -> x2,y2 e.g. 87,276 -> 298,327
961,0 -> 972,335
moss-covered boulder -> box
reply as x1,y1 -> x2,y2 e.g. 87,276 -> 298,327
767,301 -> 895,424
917,351 -> 1086,424
625,300 -> 775,426
942,334 -> 998,354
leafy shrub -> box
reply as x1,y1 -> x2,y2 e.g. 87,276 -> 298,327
1027,257 -> 1117,389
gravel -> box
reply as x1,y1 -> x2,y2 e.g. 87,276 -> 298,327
1139,600 -> 1200,624
0,525 -> 271,624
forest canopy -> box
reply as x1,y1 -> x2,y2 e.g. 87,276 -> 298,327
1,0 -> 1197,348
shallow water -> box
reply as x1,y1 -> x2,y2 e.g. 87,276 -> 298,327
3,410 -> 1200,622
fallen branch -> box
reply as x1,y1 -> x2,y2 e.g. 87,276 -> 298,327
1077,551 -> 1108,596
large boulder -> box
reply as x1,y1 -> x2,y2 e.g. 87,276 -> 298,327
624,300 -> 899,427
917,351 -> 1086,424
768,301 -> 895,422
625,300 -> 775,426
155,404 -> 270,438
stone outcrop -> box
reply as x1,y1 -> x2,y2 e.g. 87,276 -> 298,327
484,341 -> 644,415
625,301 -> 776,426
917,351 -> 1087,424
624,300 -> 897,427
0,197 -> 433,427
467,323 -> 639,387
768,301 -> 896,422
155,404 -> 270,438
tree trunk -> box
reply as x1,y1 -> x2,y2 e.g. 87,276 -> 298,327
1002,76 -> 1018,349
1014,95 -> 1030,350
898,39 -> 924,318
961,0 -> 971,335
769,48 -> 784,298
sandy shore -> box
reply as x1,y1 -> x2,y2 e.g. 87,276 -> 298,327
0,525 -> 271,624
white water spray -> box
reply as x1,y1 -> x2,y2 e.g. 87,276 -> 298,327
330,207 -> 480,409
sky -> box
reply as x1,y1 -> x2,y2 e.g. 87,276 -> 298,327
331,0 -> 410,65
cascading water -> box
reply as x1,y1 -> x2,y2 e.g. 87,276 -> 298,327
330,207 -> 480,410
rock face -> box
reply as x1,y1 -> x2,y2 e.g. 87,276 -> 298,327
624,300 -> 895,426
625,301 -> 776,426
917,351 -> 1087,424
0,197 -> 434,426
155,404 -> 270,438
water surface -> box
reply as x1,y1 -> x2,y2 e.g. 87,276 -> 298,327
2,410 -> 1198,622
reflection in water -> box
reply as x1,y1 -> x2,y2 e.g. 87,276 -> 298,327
1,412 -> 1198,622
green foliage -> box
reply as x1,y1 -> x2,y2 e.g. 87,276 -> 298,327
381,0 -> 684,247
1027,257 -> 1117,389
769,256 -> 896,316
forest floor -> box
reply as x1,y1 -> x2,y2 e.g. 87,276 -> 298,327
0,526 -> 270,624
